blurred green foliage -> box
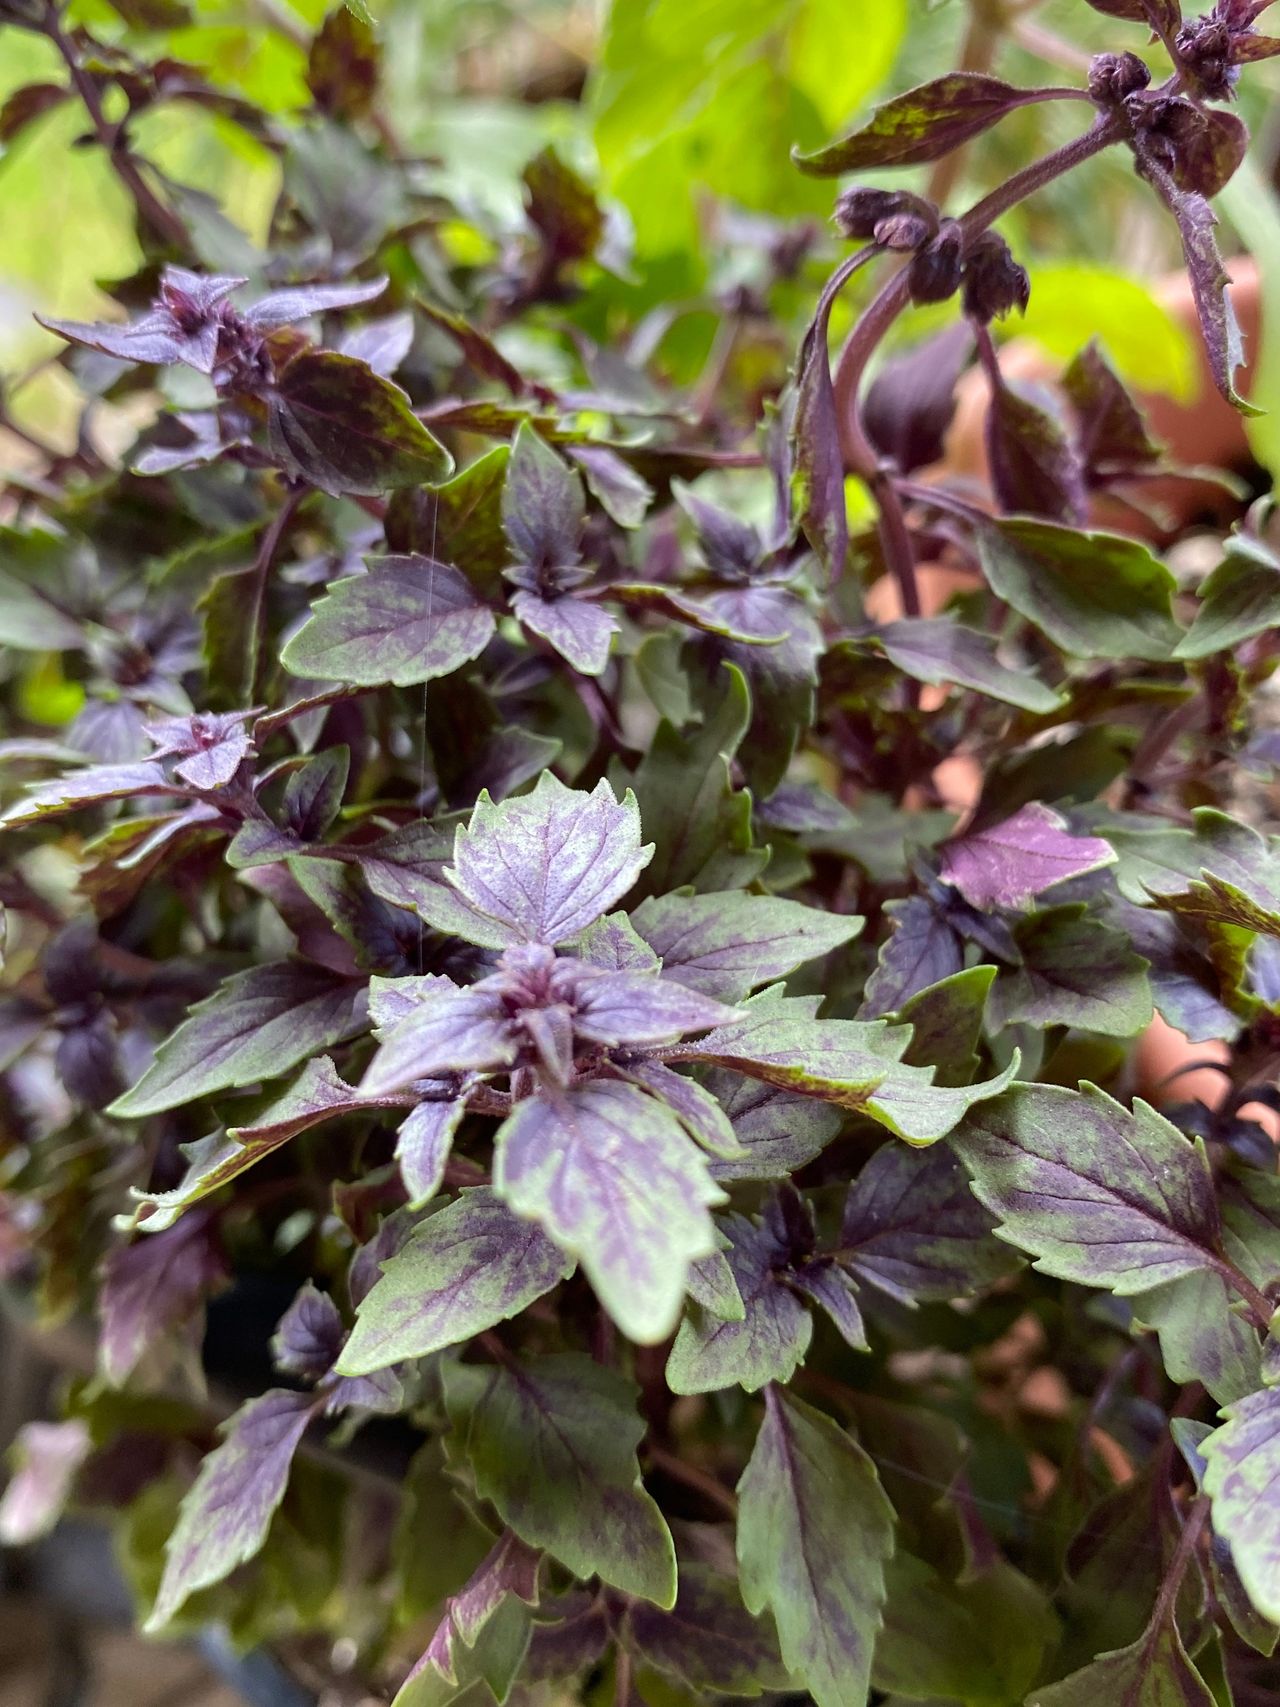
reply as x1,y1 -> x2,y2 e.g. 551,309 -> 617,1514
1,0 -> 1277,449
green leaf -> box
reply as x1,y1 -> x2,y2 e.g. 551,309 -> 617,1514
444,1352 -> 676,1606
337,1189 -> 575,1375
109,963 -> 362,1119
1133,1269 -> 1261,1404
867,618 -> 1064,713
281,555 -> 496,687
951,1083 -> 1224,1296
385,448 -> 512,589
1027,1615 -> 1215,1706
1176,534 -> 1280,660
737,1387 -> 894,1707
892,965 -> 996,1087
684,989 -> 1019,1144
630,890 -> 862,1002
592,0 -> 905,262
627,665 -> 765,896
978,520 -> 1185,661
988,905 -> 1154,1038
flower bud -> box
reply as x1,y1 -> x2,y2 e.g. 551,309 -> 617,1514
1087,50 -> 1151,105
833,187 -> 938,246
874,210 -> 936,252
1176,16 -> 1239,100
906,220 -> 963,305
961,231 -> 1030,324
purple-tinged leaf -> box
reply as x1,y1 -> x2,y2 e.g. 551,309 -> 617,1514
394,1531 -> 540,1707
1132,1269 -> 1261,1403
522,144 -> 605,265
494,1081 -> 723,1344
146,1387 -> 316,1629
510,591 -> 617,676
282,746 -> 349,839
572,969 -> 737,1048
523,1594 -> 612,1683
1204,1387 -> 1280,1626
984,370 -> 1086,524
1027,1614 -> 1216,1706
941,802 -> 1116,911
674,482 -> 762,578
502,423 -> 584,572
737,1387 -> 893,1707
444,1352 -> 676,1605
396,1096 -> 468,1207
871,618 -> 1063,714
614,1058 -> 742,1157
794,74 -> 1057,174
0,82 -> 71,145
337,1188 -> 574,1375
862,895 -> 964,1016
244,275 -> 386,332
268,351 -> 454,494
625,1564 -> 791,1696
681,991 -> 1017,1143
1084,0 -> 1179,22
631,892 -> 862,1003
125,1057 -> 402,1231
0,1420 -> 91,1545
143,709 -> 253,790
0,759 -> 180,828
359,984 -> 515,1097
793,294 -> 848,583
99,1211 -> 229,1387
978,519 -> 1184,659
1063,339 -> 1164,474
951,1082 -> 1223,1295
272,1282 -> 344,1379
705,1072 -> 844,1182
434,774 -> 652,949
337,311 -> 415,376
417,300 -> 527,395
842,1141 -> 1017,1306
789,1261 -> 867,1351
666,1214 -> 814,1395
567,444 -> 653,529
38,268 -> 245,374
864,324 -> 974,476
1138,159 -> 1260,415
572,912 -> 660,972
989,903 -> 1154,1036
281,555 -> 496,688
110,961 -> 363,1118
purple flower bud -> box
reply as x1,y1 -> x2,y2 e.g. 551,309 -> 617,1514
1176,14 -> 1240,98
907,221 -> 963,305
961,231 -> 1031,324
1087,50 -> 1152,105
833,187 -> 937,245
874,211 -> 936,252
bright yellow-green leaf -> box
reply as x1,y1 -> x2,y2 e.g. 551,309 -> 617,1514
1014,264 -> 1197,402
591,0 -> 907,264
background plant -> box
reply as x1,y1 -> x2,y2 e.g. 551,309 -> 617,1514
2,1 -> 1280,1704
